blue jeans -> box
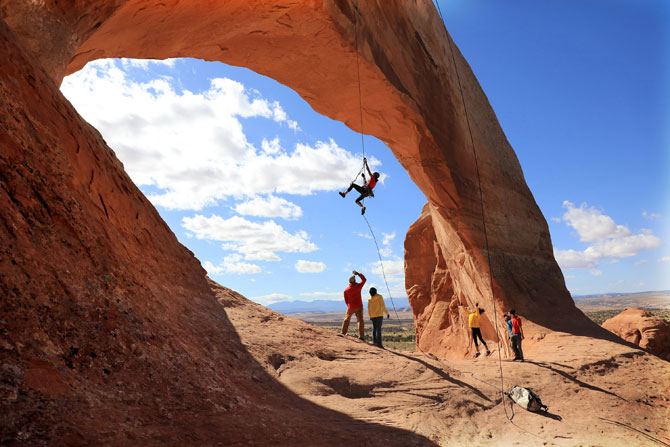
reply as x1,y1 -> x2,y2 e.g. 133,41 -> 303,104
371,316 -> 384,346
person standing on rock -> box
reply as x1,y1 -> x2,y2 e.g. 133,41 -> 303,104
340,270 -> 366,340
509,309 -> 524,361
459,301 -> 491,357
504,313 -> 514,349
368,287 -> 390,348
338,157 -> 380,215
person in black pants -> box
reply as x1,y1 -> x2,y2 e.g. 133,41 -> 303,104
367,287 -> 389,348
509,309 -> 525,361
339,158 -> 380,215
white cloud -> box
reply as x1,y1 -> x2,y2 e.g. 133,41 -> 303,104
261,137 -> 282,155
561,201 -> 631,242
634,259 -> 648,265
554,201 -> 661,270
642,210 -> 661,220
554,249 -> 598,269
235,195 -> 302,220
182,214 -> 317,261
61,59 -> 368,210
252,293 -> 294,305
369,258 -> 405,282
658,257 -> 670,262
295,260 -> 326,273
355,232 -> 373,239
203,260 -> 225,275
379,232 -> 396,257
589,269 -> 603,276
203,258 -> 261,275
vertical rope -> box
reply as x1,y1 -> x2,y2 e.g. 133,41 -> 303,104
362,214 -> 401,322
432,0 -> 511,421
354,4 -> 366,160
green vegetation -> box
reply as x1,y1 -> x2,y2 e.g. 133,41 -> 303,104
300,318 -> 416,351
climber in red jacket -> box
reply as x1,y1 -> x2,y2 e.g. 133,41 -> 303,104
340,270 -> 366,339
339,158 -> 380,215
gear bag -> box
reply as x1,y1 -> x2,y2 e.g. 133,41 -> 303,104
507,385 -> 548,412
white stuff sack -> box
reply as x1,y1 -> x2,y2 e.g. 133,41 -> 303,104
508,385 -> 548,412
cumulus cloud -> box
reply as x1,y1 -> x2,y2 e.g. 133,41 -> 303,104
589,269 -> 603,276
295,260 -> 326,273
658,257 -> 670,262
561,201 -> 631,242
235,195 -> 302,220
61,59 -> 369,210
554,201 -> 661,270
380,232 -> 396,257
634,259 -> 648,265
182,214 -> 317,261
203,258 -> 261,275
369,258 -> 405,282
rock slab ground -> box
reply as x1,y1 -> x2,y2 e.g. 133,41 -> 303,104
215,282 -> 670,447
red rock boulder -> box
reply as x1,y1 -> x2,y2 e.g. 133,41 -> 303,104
603,308 -> 670,361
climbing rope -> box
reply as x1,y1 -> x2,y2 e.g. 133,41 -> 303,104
353,4 -> 366,161
361,214 -> 402,323
431,0 -> 511,422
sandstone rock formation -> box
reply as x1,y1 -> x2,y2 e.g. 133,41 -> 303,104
0,15 -> 431,447
603,308 -> 670,361
0,1 -> 653,444
1,0 -> 609,359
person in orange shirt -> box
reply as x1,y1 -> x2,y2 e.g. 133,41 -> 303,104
340,270 -> 366,340
459,301 -> 491,357
339,157 -> 380,215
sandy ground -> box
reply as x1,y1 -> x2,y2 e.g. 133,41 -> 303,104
213,282 -> 670,447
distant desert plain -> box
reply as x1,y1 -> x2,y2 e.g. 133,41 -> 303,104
284,291 -> 670,350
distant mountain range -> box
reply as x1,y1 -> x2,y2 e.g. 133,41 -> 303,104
269,297 -> 410,314
268,291 -> 670,314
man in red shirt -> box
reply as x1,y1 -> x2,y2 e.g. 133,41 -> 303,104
340,270 -> 366,340
509,309 -> 524,362
339,158 -> 380,215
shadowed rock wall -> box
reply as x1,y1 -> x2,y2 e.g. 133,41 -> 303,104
0,0 -> 606,360
0,13 -> 434,446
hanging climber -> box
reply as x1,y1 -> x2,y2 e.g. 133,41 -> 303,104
339,157 -> 380,215
459,300 -> 491,357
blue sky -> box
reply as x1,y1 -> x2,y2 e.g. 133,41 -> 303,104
61,1 -> 669,304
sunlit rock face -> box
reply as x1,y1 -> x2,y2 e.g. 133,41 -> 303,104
603,309 -> 670,361
0,10 -> 611,441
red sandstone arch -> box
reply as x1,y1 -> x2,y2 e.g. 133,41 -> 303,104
1,0 -> 609,358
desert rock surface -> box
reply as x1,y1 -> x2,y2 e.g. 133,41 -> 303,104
216,282 -> 670,446
1,1 -> 669,446
603,308 -> 670,361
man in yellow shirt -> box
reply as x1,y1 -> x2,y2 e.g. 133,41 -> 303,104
368,287 -> 390,348
459,301 -> 491,357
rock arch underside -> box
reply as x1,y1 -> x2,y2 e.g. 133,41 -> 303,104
2,1 -> 669,445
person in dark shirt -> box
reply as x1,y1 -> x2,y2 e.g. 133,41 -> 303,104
339,158 -> 380,215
